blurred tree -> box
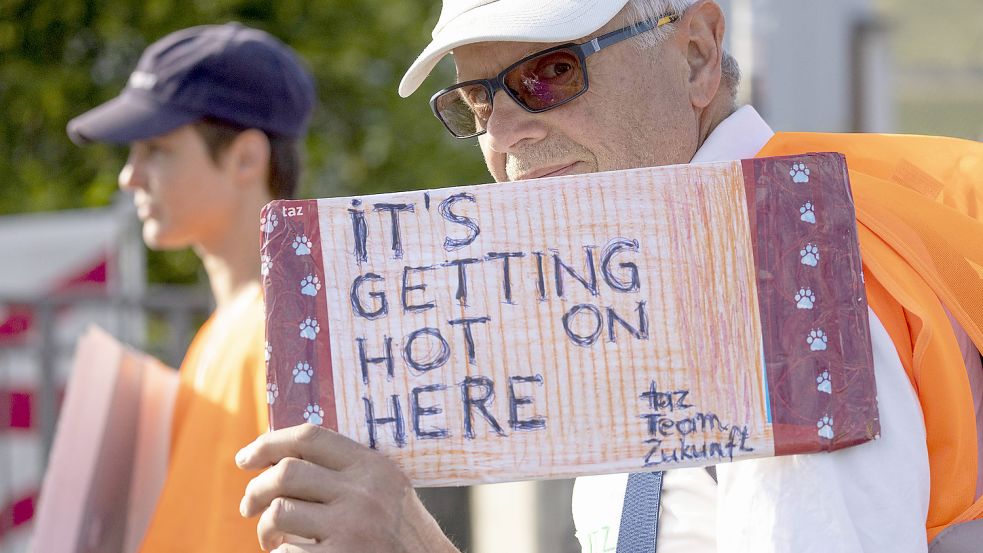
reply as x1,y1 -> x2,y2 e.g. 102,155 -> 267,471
876,0 -> 983,141
0,0 -> 489,284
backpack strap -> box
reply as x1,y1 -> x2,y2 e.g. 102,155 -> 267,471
616,471 -> 663,553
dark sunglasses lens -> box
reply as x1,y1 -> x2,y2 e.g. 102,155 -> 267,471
505,48 -> 585,110
434,83 -> 493,138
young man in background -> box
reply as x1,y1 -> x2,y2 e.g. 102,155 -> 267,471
68,22 -> 315,552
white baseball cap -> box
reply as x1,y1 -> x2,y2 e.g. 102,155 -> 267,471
398,0 -> 632,97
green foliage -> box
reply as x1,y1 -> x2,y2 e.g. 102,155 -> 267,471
0,0 -> 490,283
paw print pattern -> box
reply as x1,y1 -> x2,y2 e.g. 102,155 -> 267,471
816,369 -> 832,394
300,274 -> 321,297
799,201 -> 816,224
292,235 -> 313,256
304,403 -> 325,425
800,243 -> 820,267
266,383 -> 279,405
261,212 -> 279,233
817,415 -> 834,440
261,254 -> 272,277
790,162 -> 811,184
293,361 -> 314,384
265,341 -> 272,362
299,317 -> 320,340
807,329 -> 828,352
794,288 -> 816,310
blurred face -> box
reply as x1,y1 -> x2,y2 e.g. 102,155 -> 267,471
451,10 -> 700,183
118,124 -> 237,250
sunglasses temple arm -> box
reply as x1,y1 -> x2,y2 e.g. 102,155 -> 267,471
581,37 -> 603,56
586,15 -> 672,54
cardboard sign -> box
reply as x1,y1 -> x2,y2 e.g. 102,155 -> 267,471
33,327 -> 178,553
261,153 -> 878,486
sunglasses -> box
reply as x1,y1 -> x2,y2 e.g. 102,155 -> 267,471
430,13 -> 679,139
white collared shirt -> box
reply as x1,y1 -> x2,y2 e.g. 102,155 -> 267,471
571,106 -> 931,553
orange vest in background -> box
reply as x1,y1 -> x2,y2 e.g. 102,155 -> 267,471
757,133 -> 983,541
140,286 -> 268,553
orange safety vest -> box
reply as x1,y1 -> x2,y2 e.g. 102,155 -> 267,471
140,286 -> 268,552
757,132 -> 983,541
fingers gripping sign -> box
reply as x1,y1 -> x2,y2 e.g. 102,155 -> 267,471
237,424 -> 460,553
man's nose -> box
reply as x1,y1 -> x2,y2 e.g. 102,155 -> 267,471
483,90 -> 548,153
117,156 -> 143,191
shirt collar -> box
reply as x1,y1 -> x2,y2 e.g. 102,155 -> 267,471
689,105 -> 775,164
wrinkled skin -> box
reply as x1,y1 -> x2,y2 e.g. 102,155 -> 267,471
237,424 -> 458,553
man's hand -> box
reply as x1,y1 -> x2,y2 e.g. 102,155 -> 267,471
237,424 -> 460,553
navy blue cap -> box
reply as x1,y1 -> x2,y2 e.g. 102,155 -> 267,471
68,23 -> 315,145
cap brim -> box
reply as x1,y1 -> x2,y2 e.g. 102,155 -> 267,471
67,92 -> 201,145
398,0 -> 629,98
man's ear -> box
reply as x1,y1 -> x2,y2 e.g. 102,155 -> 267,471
226,129 -> 271,188
679,0 -> 725,109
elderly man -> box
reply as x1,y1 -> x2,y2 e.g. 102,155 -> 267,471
237,1 -> 983,551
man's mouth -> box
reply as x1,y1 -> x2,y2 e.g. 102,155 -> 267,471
515,162 -> 581,181
135,203 -> 154,221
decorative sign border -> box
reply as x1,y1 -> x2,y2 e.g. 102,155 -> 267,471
742,155 -> 877,455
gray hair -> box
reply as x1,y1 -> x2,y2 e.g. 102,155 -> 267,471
625,0 -> 741,103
